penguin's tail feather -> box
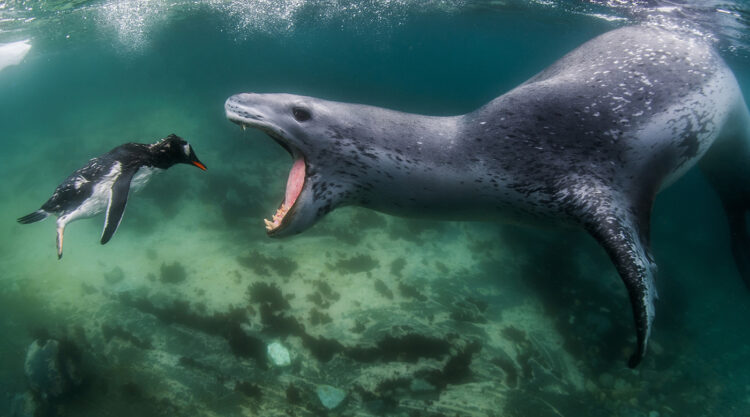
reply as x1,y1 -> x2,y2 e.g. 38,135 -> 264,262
17,209 -> 49,224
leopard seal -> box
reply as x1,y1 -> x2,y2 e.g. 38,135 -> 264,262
225,25 -> 750,368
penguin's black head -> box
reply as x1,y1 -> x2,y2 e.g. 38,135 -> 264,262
152,134 -> 207,171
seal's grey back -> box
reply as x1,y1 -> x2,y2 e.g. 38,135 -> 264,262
464,26 -> 741,216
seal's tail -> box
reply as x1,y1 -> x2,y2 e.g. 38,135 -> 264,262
17,209 -> 48,224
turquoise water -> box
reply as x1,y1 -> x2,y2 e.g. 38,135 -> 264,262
2,1 -> 750,416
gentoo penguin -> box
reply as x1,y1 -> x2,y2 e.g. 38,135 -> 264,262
17,134 -> 206,259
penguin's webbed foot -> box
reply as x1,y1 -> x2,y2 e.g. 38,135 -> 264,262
56,226 -> 64,260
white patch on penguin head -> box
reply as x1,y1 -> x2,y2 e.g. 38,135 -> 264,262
182,143 -> 191,157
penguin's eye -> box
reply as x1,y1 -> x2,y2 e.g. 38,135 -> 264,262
292,107 -> 311,122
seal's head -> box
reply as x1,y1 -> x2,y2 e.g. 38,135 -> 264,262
225,93 -> 364,237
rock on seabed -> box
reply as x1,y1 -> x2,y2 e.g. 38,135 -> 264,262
316,384 -> 347,409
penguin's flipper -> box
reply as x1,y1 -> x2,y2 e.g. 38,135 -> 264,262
101,168 -> 136,245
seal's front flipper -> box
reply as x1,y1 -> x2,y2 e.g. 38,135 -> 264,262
101,168 -> 136,245
584,205 -> 657,368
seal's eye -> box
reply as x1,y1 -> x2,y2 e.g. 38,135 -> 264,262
292,107 -> 311,122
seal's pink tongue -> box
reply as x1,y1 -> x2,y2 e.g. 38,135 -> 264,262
285,158 -> 305,207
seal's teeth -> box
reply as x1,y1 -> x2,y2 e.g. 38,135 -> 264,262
265,204 -> 292,232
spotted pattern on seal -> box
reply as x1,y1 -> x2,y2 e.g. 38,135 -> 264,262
225,25 -> 749,367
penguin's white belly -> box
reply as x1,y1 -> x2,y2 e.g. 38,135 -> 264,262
130,166 -> 162,193
59,163 -> 122,225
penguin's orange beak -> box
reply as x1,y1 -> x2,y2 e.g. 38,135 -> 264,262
192,161 -> 207,171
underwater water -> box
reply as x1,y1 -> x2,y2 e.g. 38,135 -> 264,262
2,0 -> 750,415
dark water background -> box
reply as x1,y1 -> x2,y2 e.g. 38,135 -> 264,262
2,1 -> 750,416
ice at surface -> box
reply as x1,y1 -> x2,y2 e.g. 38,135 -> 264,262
0,39 -> 30,72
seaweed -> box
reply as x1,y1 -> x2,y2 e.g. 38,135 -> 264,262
160,262 -> 187,284
246,284 -> 347,362
307,280 -> 341,309
501,326 -> 527,345
300,333 -> 343,362
101,324 -> 152,350
248,282 -> 290,311
258,303 -> 304,337
238,251 -> 298,277
330,254 -> 379,274
438,341 -> 481,385
450,298 -> 487,324
315,280 -> 340,301
389,257 -> 406,277
118,294 -> 266,365
178,356 -> 213,374
397,282 -> 427,301
345,334 -> 452,363
449,296 -> 488,323
104,266 -> 125,284
374,377 -> 411,394
116,382 -> 183,416
234,381 -> 262,399
306,292 -> 328,308
491,353 -> 519,388
285,384 -> 302,404
374,279 -> 394,299
309,308 -> 332,325
350,320 -> 367,334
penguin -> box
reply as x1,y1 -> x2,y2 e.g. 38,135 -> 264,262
17,134 -> 207,259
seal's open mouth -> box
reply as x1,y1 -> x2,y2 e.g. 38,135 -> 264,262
268,156 -> 305,232
230,119 -> 306,235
